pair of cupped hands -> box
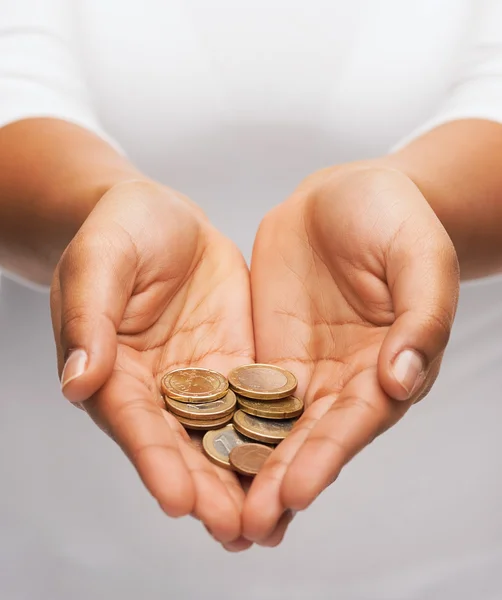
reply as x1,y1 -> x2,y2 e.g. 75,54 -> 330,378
50,161 -> 459,551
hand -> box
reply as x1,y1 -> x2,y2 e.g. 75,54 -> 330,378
51,180 -> 254,547
243,164 -> 460,544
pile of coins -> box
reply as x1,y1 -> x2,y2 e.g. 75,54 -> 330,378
161,364 -> 303,476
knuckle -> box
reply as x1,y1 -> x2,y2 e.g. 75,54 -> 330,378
293,415 -> 320,432
59,227 -> 133,282
260,456 -> 290,483
132,443 -> 178,466
59,306 -> 94,346
335,393 -> 379,416
60,232 -> 103,270
49,277 -> 61,312
259,205 -> 282,231
422,309 -> 452,347
307,432 -> 349,457
420,227 -> 459,278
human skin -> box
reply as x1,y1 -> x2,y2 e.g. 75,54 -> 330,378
0,117 -> 501,549
0,119 -> 258,550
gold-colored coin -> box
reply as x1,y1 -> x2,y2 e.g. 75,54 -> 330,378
233,410 -> 298,444
237,394 -> 303,419
166,390 -> 236,421
202,424 -> 254,470
229,443 -> 273,476
161,367 -> 228,403
228,364 -> 297,400
176,412 -> 233,431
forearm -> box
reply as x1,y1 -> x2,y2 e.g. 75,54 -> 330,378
0,118 -> 146,285
380,119 -> 502,280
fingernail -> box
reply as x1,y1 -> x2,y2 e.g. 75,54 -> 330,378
392,349 -> 424,399
61,349 -> 88,395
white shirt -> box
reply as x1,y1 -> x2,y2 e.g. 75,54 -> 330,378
1,1 -> 502,599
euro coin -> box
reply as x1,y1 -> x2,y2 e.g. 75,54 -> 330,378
229,443 -> 273,476
202,424 -> 253,470
227,364 -> 297,400
176,412 -> 233,431
161,367 -> 228,403
166,390 -> 236,420
233,409 -> 298,444
237,394 -> 303,419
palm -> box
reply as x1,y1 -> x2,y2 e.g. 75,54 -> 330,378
252,217 -> 390,403
52,183 -> 254,546
244,167 -> 452,542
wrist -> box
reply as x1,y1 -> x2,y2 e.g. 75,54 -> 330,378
350,153 -> 499,279
0,118 -> 153,284
0,168 -> 149,286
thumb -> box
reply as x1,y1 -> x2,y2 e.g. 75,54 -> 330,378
51,225 -> 137,403
378,219 -> 460,402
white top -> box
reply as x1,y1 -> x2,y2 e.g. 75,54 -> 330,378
1,1 -> 502,598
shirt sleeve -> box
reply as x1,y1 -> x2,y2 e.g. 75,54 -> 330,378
0,0 -> 118,148
393,0 -> 502,149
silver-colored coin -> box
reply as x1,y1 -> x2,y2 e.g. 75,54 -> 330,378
202,424 -> 254,469
165,390 -> 236,420
233,410 -> 298,444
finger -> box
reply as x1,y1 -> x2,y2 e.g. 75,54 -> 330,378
250,208 -> 315,399
243,395 -> 334,542
257,509 -> 296,548
222,537 -> 254,553
175,437 -> 243,544
214,464 -> 247,513
53,222 -> 137,403
162,411 -> 247,544
219,476 -> 254,552
378,214 -> 460,401
85,368 -> 196,518
280,368 -> 410,511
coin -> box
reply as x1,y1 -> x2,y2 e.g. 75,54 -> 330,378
233,410 -> 298,444
161,367 -> 228,403
176,412 -> 233,431
237,394 -> 303,419
228,364 -> 297,400
166,390 -> 236,420
229,443 -> 273,476
202,424 -> 254,469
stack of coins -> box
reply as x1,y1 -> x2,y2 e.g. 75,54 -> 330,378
161,364 -> 304,476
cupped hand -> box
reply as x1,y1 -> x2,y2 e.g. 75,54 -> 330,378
243,164 -> 460,544
50,180 -> 254,547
